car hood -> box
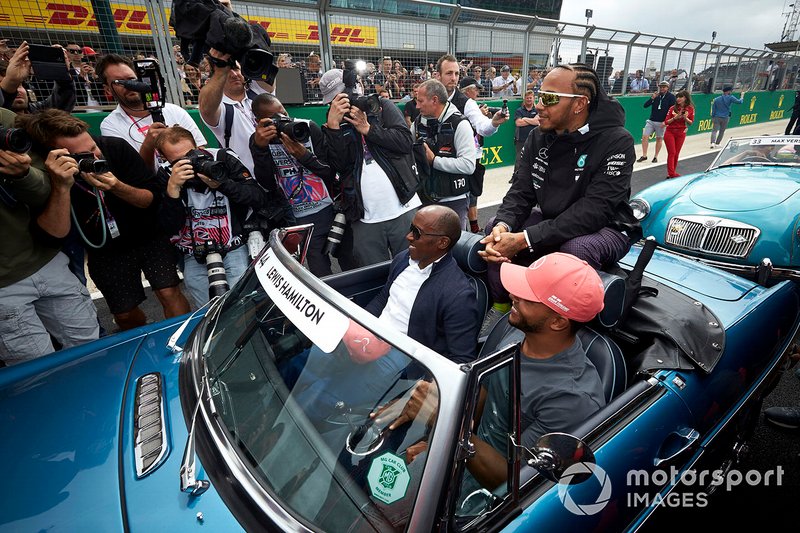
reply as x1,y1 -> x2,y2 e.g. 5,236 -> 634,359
689,170 -> 800,211
0,316 -> 241,532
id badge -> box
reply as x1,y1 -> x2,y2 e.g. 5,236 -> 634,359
106,216 -> 121,239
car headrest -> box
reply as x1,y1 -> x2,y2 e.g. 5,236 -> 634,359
451,231 -> 487,275
596,271 -> 626,328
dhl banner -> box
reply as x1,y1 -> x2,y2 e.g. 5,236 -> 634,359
0,0 -> 377,46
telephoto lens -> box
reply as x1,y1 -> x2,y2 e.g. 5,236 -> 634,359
205,250 -> 230,299
0,127 -> 33,153
323,212 -> 347,257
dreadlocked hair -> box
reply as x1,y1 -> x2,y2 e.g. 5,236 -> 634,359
553,63 -> 600,108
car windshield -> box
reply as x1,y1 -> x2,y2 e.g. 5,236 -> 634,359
197,244 -> 438,532
710,136 -> 800,170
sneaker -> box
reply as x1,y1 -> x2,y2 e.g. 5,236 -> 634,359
715,144 -> 720,149
636,156 -> 648,162
479,307 -> 507,340
651,157 -> 657,163
763,406 -> 800,429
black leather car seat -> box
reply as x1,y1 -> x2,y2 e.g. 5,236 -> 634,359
451,231 -> 489,321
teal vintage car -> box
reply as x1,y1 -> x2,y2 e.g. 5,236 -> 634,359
1,227 -> 798,532
630,135 -> 800,284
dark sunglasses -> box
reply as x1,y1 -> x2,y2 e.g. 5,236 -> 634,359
67,48 -> 82,54
409,223 -> 448,240
536,90 -> 589,107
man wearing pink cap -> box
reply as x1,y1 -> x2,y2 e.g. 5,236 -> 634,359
386,252 -> 607,492
464,252 -> 607,488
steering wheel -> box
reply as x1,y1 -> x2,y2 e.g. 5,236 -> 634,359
740,155 -> 771,163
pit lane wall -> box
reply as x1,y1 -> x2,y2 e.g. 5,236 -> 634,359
76,89 -> 795,169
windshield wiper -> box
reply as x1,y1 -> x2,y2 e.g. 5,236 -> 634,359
179,358 -> 212,496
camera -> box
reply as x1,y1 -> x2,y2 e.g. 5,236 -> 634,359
0,127 -> 32,153
343,59 -> 381,115
323,211 -> 347,257
70,152 -> 110,175
271,115 -> 310,144
182,149 -> 226,188
192,240 -> 230,299
171,3 -> 278,85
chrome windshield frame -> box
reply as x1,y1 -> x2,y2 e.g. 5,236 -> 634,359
182,227 -> 471,531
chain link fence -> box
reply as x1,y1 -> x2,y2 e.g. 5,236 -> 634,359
0,0 -> 796,110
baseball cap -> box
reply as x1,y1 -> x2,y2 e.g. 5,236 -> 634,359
501,65 -> 511,72
320,68 -> 345,104
82,46 -> 97,56
500,253 -> 605,323
658,81 -> 669,87
342,320 -> 391,363
722,85 -> 733,92
459,76 -> 479,90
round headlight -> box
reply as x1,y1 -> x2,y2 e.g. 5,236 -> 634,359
630,198 -> 650,221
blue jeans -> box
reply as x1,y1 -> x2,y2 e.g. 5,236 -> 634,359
181,246 -> 250,308
0,252 -> 99,365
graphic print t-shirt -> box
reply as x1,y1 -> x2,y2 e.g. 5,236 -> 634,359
267,142 -> 332,217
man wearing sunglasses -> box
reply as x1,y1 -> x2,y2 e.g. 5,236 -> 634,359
478,63 -> 639,338
362,205 -> 480,364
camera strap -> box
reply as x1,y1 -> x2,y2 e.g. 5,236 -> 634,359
223,103 -> 234,148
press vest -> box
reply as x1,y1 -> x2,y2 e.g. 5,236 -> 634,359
414,109 -> 471,200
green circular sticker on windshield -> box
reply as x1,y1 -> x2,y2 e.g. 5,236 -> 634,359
367,452 -> 410,504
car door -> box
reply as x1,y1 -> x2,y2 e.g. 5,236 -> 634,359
442,364 -> 697,532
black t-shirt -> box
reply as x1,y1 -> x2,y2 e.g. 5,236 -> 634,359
514,104 -> 538,142
69,135 -> 161,251
404,98 -> 420,123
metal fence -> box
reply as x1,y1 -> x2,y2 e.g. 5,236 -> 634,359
0,0 -> 796,110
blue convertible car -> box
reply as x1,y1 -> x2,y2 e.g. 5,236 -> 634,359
0,226 -> 798,532
630,135 -> 800,284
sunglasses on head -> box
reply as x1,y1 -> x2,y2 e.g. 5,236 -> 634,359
536,90 -> 589,107
409,223 -> 448,241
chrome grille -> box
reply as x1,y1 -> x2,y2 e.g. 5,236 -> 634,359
134,373 -> 168,478
665,216 -> 760,258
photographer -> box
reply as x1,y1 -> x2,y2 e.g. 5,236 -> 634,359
155,126 -> 267,307
198,49 -> 258,174
96,54 -> 206,171
410,79 -> 476,227
249,93 -> 337,276
0,41 -> 76,114
320,68 -> 421,267
18,109 -> 191,330
1,107 -> 98,366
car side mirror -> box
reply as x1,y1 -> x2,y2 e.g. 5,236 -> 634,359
511,432 -> 596,484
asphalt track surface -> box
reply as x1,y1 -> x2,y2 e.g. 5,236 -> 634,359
95,151 -> 799,528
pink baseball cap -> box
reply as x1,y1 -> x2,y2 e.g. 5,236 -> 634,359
500,252 -> 605,323
342,320 -> 391,364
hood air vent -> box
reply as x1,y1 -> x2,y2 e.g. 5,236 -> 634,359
134,373 -> 169,478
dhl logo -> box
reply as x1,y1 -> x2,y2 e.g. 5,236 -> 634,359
2,1 -> 378,46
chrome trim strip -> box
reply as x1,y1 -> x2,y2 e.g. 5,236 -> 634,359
134,373 -> 169,478
655,247 -> 800,282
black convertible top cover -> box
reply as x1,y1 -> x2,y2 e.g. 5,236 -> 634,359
623,279 -> 726,375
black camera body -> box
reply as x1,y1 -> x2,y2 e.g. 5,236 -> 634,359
342,59 -> 381,116
272,115 -> 310,144
70,152 -> 110,175
192,238 -> 225,263
182,149 -> 226,189
0,127 -> 32,153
